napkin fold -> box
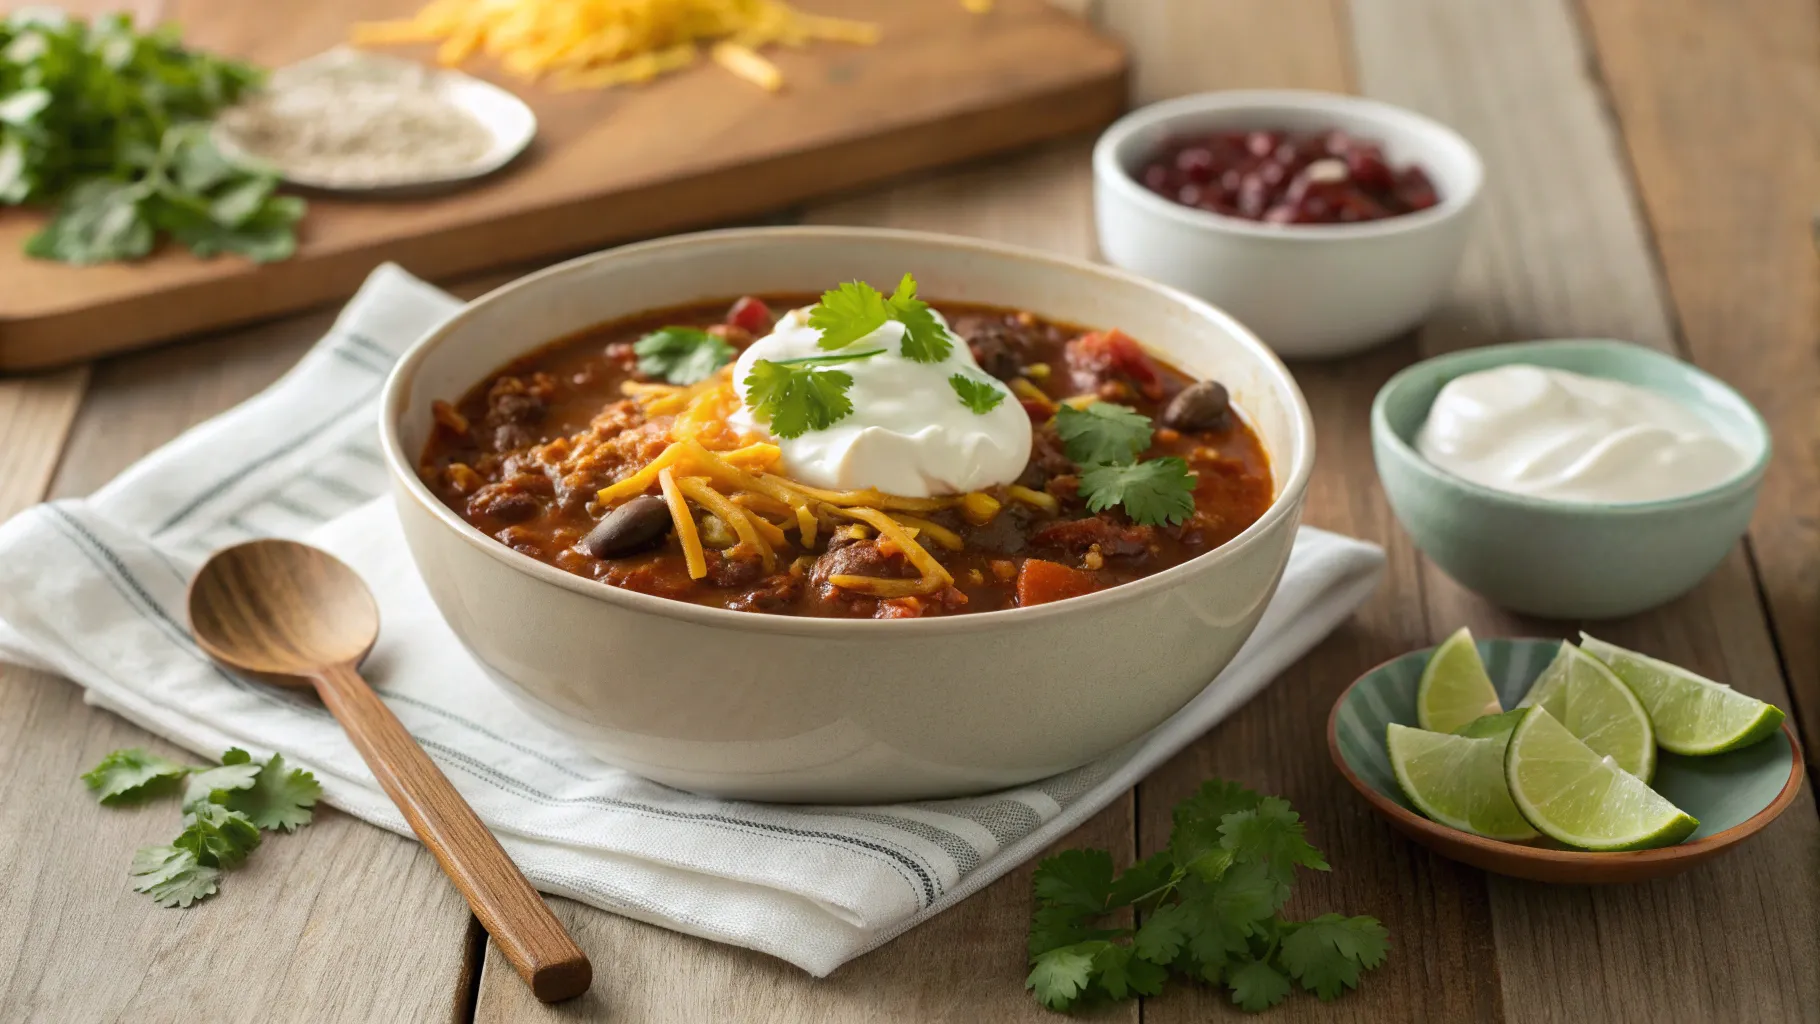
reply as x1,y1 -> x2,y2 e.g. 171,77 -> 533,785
0,265 -> 1383,975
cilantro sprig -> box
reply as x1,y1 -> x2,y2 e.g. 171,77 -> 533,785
83,746 -> 322,908
633,326 -> 735,385
1054,402 -> 1154,465
1026,779 -> 1387,1014
742,349 -> 882,439
809,273 -> 953,362
1053,401 -> 1197,527
949,373 -> 1007,414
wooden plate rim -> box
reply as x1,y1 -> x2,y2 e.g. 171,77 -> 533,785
1325,642 -> 1807,871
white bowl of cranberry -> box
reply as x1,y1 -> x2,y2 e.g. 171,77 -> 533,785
1094,89 -> 1483,359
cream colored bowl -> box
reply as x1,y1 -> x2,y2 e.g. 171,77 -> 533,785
379,227 -> 1315,802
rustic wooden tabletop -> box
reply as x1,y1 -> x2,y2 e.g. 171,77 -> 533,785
3,0 -> 1817,1021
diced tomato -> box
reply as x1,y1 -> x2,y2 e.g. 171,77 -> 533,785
1019,398 -> 1054,422
1015,558 -> 1101,607
1066,329 -> 1163,401
727,296 -> 774,335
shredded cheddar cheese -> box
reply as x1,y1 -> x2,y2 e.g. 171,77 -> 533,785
351,0 -> 883,92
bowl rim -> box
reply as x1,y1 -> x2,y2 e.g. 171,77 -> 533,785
377,224 -> 1316,637
1092,88 -> 1486,242
1369,338 -> 1774,515
1325,638 -> 1806,872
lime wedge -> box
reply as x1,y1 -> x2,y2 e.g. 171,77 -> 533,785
1504,708 -> 1698,851
1580,634 -> 1784,755
1387,719 -> 1538,841
1518,643 -> 1655,781
1417,627 -> 1503,734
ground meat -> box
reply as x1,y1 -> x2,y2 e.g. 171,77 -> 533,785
1031,515 -> 1157,558
704,549 -> 767,588
808,537 -> 911,599
728,573 -> 805,613
466,479 -> 547,523
1018,425 -> 1076,489
950,311 -> 1063,381
479,374 -> 557,453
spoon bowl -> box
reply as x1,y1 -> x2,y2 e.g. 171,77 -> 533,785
187,539 -> 591,1003
189,539 -> 379,678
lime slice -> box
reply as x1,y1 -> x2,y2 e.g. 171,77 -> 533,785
1417,627 -> 1502,734
1580,634 -> 1784,755
1504,707 -> 1698,851
1518,643 -> 1655,781
1387,719 -> 1538,841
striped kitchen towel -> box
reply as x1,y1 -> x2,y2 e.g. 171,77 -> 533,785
0,264 -> 1384,976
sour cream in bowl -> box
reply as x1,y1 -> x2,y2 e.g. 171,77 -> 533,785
1414,365 -> 1750,504
1373,340 -> 1769,619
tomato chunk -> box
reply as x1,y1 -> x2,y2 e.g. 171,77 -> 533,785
727,296 -> 774,335
1015,558 -> 1101,607
1066,329 -> 1163,401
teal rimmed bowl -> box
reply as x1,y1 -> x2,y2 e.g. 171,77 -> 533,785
1328,637 -> 1803,884
1371,340 -> 1770,619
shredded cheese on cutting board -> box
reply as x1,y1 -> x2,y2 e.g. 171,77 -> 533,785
352,0 -> 895,91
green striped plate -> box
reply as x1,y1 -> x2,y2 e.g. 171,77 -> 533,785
1331,638 -> 1794,844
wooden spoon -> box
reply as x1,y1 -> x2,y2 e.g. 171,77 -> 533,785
187,538 -> 592,1003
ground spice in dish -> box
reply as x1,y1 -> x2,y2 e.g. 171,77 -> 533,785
216,48 -> 495,187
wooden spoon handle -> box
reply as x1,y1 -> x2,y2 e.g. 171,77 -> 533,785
312,662 -> 591,1003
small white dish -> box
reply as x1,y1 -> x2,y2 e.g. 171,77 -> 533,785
1093,89 -> 1484,359
213,48 -> 537,196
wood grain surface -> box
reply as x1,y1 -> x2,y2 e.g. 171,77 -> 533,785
0,0 -> 1126,369
0,0 -> 1816,1021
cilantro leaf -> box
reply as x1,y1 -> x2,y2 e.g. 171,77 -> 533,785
633,326 -> 735,385
1105,850 -> 1177,908
1094,943 -> 1167,1000
1132,901 -> 1191,964
1279,915 -> 1390,1001
1032,847 -> 1115,913
1079,457 -> 1198,526
948,373 -> 1006,414
1026,943 -> 1101,1011
1219,797 -> 1330,887
1227,957 -> 1293,1012
224,752 -> 322,832
887,273 -> 952,362
129,845 -> 221,908
173,804 -> 261,868
1028,903 -> 1102,957
1171,779 -> 1262,877
181,747 -> 262,812
742,360 -> 857,439
81,748 -> 192,804
809,280 -> 890,350
1053,402 -> 1154,466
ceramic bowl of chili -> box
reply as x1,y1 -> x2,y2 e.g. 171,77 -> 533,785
1093,89 -> 1484,359
378,226 -> 1316,803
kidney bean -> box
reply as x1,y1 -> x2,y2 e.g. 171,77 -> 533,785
1136,127 -> 1441,225
581,495 -> 673,559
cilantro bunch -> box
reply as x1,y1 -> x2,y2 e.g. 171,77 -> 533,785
1051,401 -> 1197,527
1027,780 -> 1387,1014
82,746 -> 321,907
0,10 -> 304,264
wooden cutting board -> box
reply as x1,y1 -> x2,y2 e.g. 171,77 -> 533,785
0,0 -> 1124,370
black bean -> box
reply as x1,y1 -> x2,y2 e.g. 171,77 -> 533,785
1161,380 -> 1232,432
581,495 -> 673,559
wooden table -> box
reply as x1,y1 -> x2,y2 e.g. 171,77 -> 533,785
3,1 -> 1816,1021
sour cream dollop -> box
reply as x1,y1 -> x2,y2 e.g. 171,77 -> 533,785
1415,364 -> 1748,503
727,307 -> 1032,497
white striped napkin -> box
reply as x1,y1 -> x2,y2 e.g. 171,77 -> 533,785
0,265 -> 1384,975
